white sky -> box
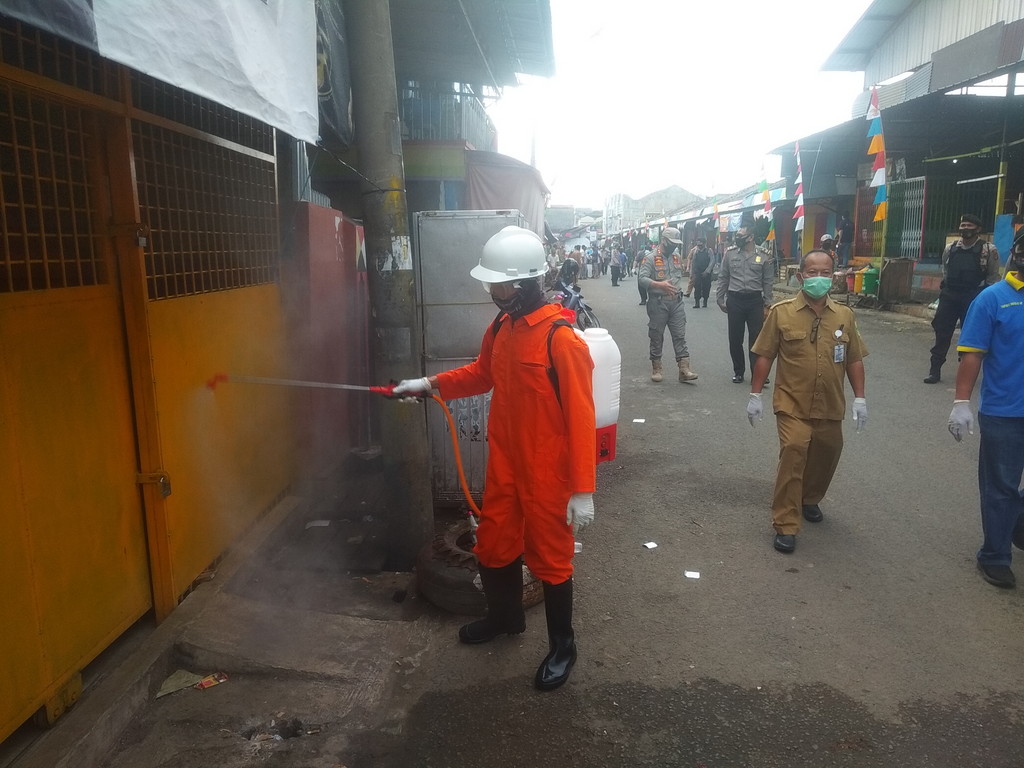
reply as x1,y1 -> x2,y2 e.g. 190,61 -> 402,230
487,0 -> 875,208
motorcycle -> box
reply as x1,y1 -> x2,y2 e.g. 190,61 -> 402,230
552,280 -> 600,331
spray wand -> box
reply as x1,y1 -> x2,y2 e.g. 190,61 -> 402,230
206,373 -> 482,520
206,373 -> 395,396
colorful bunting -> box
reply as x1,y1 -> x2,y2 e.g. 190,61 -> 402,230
865,87 -> 886,222
760,164 -> 776,243
793,141 -> 804,232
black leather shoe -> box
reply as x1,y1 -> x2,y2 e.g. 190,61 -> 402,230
978,562 -> 1016,589
773,534 -> 796,553
732,374 -> 744,383
923,372 -> 941,384
802,504 -> 823,523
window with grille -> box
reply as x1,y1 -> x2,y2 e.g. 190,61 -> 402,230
0,83 -> 106,293
0,16 -> 121,100
133,120 -> 279,300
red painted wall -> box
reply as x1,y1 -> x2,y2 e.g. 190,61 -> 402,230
281,203 -> 371,477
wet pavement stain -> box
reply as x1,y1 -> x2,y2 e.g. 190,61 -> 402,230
347,678 -> 1024,768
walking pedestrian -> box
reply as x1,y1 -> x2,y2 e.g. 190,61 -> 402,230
747,249 -> 868,554
638,227 -> 699,383
717,226 -> 775,383
924,213 -> 1001,384
819,233 -> 837,262
392,226 -> 596,690
636,246 -> 650,305
610,247 -> 624,286
947,228 -> 1024,589
688,237 -> 714,308
836,213 -> 854,267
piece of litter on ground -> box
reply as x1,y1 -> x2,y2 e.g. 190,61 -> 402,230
156,669 -> 204,698
574,541 -> 583,554
643,542 -> 657,549
632,418 -> 646,423
194,672 -> 229,690
684,571 -> 700,579
305,519 -> 330,529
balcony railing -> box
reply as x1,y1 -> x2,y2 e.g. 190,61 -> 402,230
398,83 -> 496,152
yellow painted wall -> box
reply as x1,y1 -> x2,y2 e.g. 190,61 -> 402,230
0,287 -> 151,740
147,284 -> 296,599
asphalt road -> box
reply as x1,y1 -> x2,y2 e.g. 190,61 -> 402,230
348,273 -> 1024,767
82,272 -> 1024,768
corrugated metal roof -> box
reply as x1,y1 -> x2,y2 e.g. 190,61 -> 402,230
824,0 -> 1024,85
390,0 -> 554,88
822,0 -> 918,72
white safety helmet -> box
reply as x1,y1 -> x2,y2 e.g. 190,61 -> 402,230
470,226 -> 547,284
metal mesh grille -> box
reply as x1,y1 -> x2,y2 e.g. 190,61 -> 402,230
0,82 -> 106,293
133,120 -> 279,300
131,72 -> 274,155
0,16 -> 121,100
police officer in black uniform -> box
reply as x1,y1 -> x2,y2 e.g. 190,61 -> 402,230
924,214 -> 1002,384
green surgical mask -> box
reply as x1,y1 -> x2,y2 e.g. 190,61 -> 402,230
801,276 -> 832,299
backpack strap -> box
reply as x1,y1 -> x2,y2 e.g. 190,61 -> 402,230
489,310 -> 505,339
546,319 -> 574,408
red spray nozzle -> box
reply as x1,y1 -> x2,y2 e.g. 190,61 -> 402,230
369,384 -> 396,397
206,373 -> 229,390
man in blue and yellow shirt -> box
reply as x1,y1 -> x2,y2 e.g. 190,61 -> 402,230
948,229 -> 1024,589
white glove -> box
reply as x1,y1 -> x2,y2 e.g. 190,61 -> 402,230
852,397 -> 867,432
948,400 -> 974,442
392,377 -> 431,398
566,493 -> 594,531
747,393 -> 763,427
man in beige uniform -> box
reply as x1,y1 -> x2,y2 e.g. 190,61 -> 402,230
746,250 -> 868,554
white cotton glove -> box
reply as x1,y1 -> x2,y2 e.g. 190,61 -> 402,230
566,493 -> 595,531
747,393 -> 763,427
852,397 -> 867,432
392,377 -> 431,401
948,400 -> 975,442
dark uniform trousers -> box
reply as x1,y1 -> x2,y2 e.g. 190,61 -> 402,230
773,413 -> 844,534
929,290 -> 979,374
727,291 -> 765,377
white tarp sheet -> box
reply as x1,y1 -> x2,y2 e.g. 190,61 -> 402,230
93,0 -> 318,143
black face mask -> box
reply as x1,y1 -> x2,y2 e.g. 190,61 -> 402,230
735,235 -> 751,247
491,278 -> 545,319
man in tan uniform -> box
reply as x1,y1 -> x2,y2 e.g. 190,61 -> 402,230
747,250 -> 868,554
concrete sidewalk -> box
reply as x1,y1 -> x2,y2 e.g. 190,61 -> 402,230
14,464 -> 445,768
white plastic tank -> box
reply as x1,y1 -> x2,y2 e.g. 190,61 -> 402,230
580,327 -> 621,463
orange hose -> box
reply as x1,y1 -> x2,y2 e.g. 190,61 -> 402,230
430,394 -> 482,519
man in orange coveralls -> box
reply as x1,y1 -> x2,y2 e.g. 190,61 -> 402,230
393,226 -> 596,691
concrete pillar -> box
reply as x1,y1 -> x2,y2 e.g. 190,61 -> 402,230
345,0 -> 433,568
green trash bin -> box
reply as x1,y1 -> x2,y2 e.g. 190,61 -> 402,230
862,265 -> 879,295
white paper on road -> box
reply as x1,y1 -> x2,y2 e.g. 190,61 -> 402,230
643,542 -> 657,549
633,418 -> 646,423
684,571 -> 700,579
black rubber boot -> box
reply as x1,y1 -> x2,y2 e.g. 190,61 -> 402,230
534,578 -> 577,691
458,558 -> 526,644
